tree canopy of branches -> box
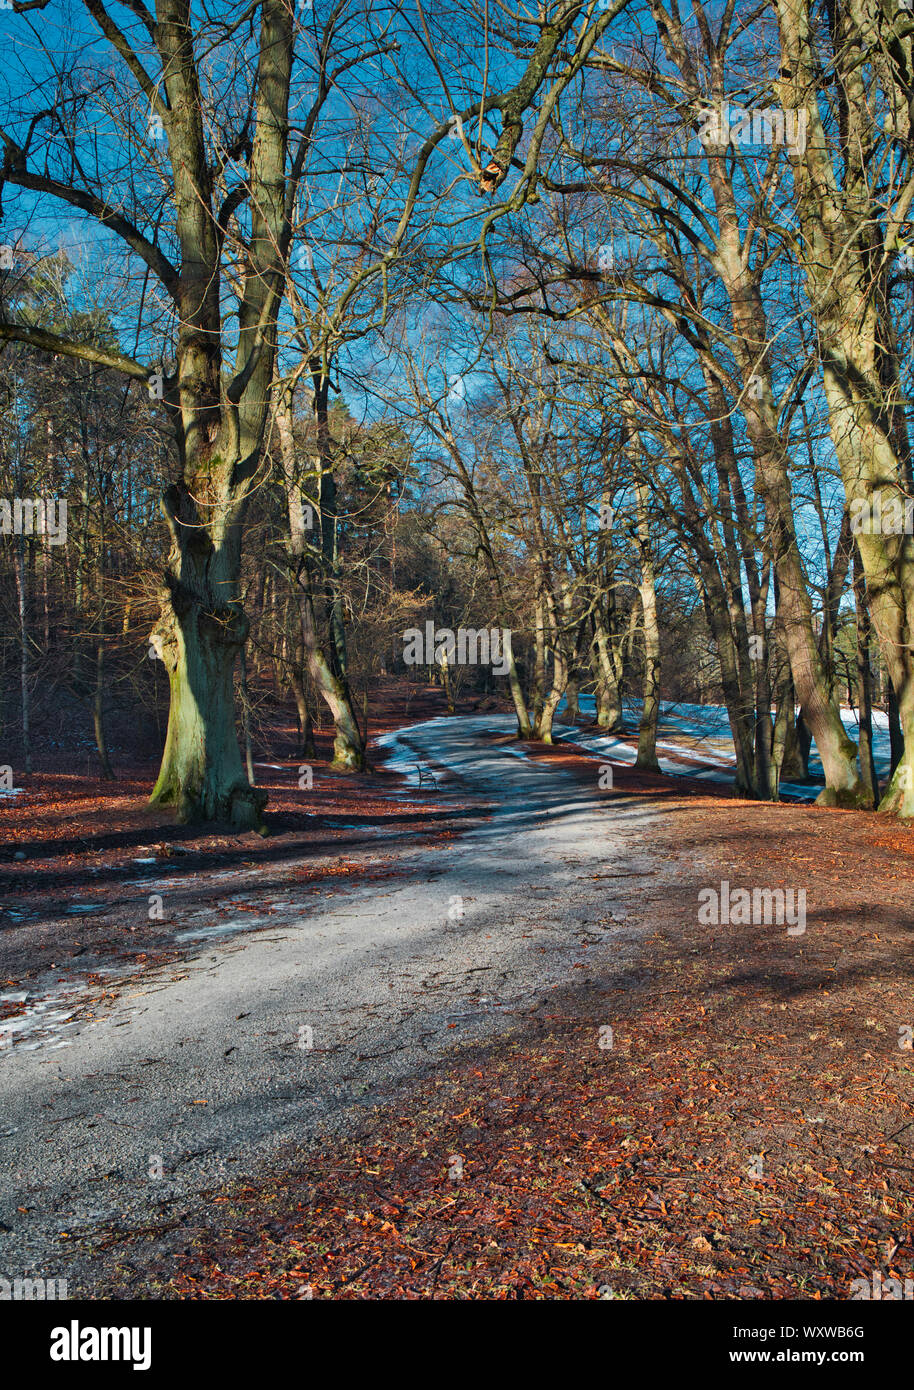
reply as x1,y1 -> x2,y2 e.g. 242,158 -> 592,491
3,0 -> 914,821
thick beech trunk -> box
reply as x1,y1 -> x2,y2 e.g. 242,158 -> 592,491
150,592 -> 265,827
149,488 -> 267,828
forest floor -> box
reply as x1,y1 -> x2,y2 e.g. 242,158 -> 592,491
0,681 -> 486,997
1,683 -> 913,1299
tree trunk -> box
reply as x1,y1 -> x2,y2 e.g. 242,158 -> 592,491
853,551 -> 879,809
565,675 -> 580,721
531,572 -> 568,742
437,427 -> 532,737
774,0 -> 914,812
276,384 -> 365,769
532,597 -> 546,721
591,611 -> 623,729
533,667 -> 566,742
439,649 -> 455,714
297,577 -> 365,768
289,659 -> 315,757
635,477 -> 661,771
15,534 -> 31,774
771,684 -> 791,790
887,684 -> 904,777
708,200 -> 865,806
93,637 -> 114,780
92,510 -> 114,780
505,647 -> 533,739
149,488 -> 267,829
239,645 -> 257,788
776,675 -> 807,782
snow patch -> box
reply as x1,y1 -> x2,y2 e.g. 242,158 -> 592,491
556,697 -> 895,799
174,917 -> 269,943
0,969 -> 121,1052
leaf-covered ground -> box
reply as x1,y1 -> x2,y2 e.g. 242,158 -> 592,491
67,747 -> 913,1300
0,682 -> 485,1020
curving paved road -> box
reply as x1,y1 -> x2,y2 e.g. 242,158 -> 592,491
0,716 -> 678,1292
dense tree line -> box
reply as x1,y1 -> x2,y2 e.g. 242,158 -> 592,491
0,0 -> 911,821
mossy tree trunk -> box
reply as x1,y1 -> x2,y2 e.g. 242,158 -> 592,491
149,486 -> 267,828
144,0 -> 294,827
